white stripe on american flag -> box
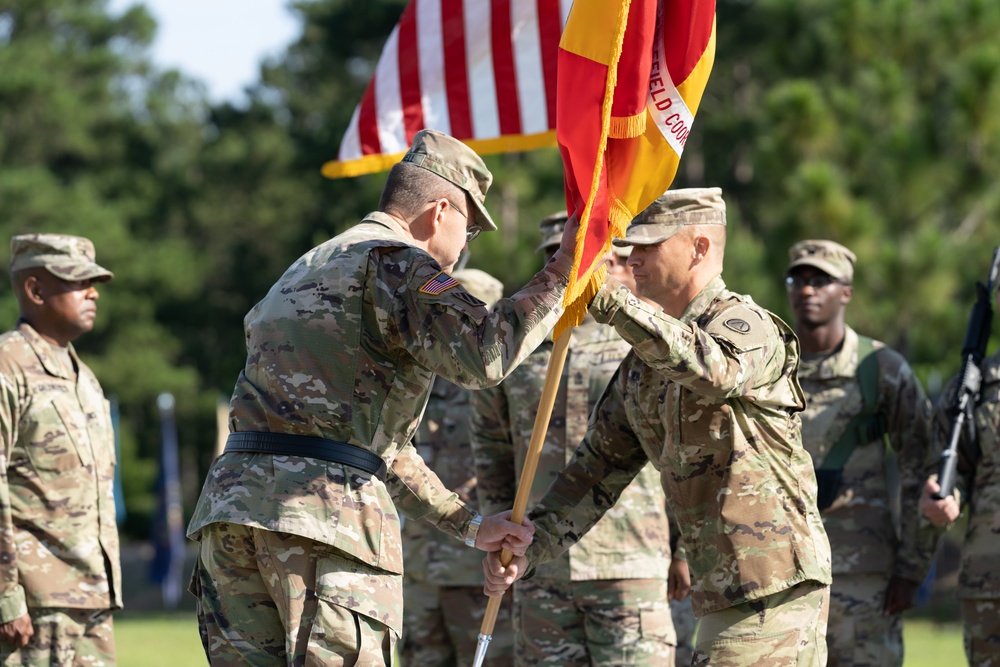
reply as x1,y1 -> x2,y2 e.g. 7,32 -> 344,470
511,0 -> 547,135
338,96 -> 363,162
464,0 -> 500,139
374,24 -> 408,153
559,0 -> 572,27
416,0 -> 451,135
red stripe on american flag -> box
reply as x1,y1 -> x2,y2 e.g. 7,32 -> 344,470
537,0 -> 560,130
397,2 -> 425,143
442,0 -> 473,139
663,0 -> 715,84
357,80 -> 382,157
490,0 -> 522,136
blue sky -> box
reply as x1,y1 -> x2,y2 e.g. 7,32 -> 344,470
107,0 -> 302,104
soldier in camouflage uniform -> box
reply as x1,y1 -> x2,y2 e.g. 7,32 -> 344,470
187,129 -> 578,666
784,240 -> 935,667
0,234 -> 121,666
400,268 -> 514,667
472,212 -> 683,666
484,188 -> 833,667
921,284 -> 1000,667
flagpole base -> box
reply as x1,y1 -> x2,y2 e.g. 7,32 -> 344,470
472,633 -> 493,667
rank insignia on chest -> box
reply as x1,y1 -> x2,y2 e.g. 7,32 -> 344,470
419,271 -> 460,295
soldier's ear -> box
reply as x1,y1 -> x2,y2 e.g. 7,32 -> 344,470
22,274 -> 46,306
840,284 -> 853,305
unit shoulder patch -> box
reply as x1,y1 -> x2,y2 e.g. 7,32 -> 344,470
419,271 -> 459,295
704,303 -> 773,351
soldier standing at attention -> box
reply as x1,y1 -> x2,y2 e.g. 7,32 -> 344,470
472,211 -> 686,666
484,188 -> 833,667
0,234 -> 121,665
400,268 -> 514,667
784,240 -> 935,667
921,281 -> 1000,666
187,129 -> 578,666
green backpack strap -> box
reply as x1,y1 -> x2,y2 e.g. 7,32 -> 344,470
818,336 -> 886,471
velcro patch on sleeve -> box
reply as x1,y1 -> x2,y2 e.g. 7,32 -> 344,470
704,304 -> 773,351
419,271 -> 459,295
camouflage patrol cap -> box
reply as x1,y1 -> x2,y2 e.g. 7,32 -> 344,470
452,268 -> 504,308
535,210 -> 568,252
613,187 -> 726,246
9,234 -> 113,282
786,239 -> 856,284
401,129 -> 497,233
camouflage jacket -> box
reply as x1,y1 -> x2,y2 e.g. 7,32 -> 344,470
932,350 -> 1000,598
0,322 -> 122,622
798,326 -> 935,580
188,213 -> 569,632
402,377 -> 486,587
525,276 -> 832,617
472,316 -> 671,582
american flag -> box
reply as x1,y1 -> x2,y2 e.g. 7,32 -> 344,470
322,0 -> 573,179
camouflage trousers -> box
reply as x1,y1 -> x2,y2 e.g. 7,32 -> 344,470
693,581 -> 829,667
671,596 -> 697,667
400,581 -> 513,666
513,577 -> 675,666
190,522 -> 398,666
0,608 -> 115,667
826,573 -> 902,667
962,598 -> 1000,667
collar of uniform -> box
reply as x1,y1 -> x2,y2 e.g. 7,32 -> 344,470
679,275 -> 726,325
362,210 -> 410,239
805,325 -> 859,381
15,320 -> 78,380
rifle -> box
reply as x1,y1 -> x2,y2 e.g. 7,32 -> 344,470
933,246 -> 1000,499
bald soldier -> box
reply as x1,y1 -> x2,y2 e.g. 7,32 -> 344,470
400,268 -> 514,667
187,129 -> 578,665
484,188 -> 833,667
784,240 -> 935,667
472,212 -> 682,666
0,235 -> 121,665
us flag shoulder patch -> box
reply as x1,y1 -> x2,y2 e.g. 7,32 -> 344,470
419,271 -> 459,295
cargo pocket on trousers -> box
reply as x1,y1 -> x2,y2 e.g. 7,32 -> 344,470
640,607 -> 677,645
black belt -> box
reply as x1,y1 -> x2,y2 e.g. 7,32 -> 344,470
225,431 -> 387,481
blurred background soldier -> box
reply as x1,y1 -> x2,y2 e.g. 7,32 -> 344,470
471,212 -> 685,666
785,240 -> 935,667
921,282 -> 1000,666
0,234 -> 121,665
400,268 -> 514,667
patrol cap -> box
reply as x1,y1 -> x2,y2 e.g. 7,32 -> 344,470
535,210 -> 568,252
613,187 -> 726,247
9,234 -> 113,282
452,268 -> 504,308
401,129 -> 497,233
786,239 -> 856,284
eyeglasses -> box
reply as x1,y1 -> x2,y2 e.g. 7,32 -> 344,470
784,275 -> 846,290
432,198 -> 481,244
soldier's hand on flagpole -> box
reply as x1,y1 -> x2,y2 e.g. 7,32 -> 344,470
475,510 -> 535,554
482,550 -> 528,597
668,557 -> 691,601
554,212 -> 580,258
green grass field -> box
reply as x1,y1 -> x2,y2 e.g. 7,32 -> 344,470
114,613 -> 965,666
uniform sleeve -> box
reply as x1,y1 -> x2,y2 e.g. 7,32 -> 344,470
589,281 -> 783,398
386,440 -> 478,542
881,351 -> 941,581
525,367 -> 651,568
470,382 -> 517,517
0,371 -> 27,623
385,249 -> 571,390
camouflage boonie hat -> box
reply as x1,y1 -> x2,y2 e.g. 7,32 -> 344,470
786,239 -> 856,284
613,187 -> 726,246
536,210 -> 568,252
401,129 -> 497,233
452,268 -> 504,308
9,234 -> 113,282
